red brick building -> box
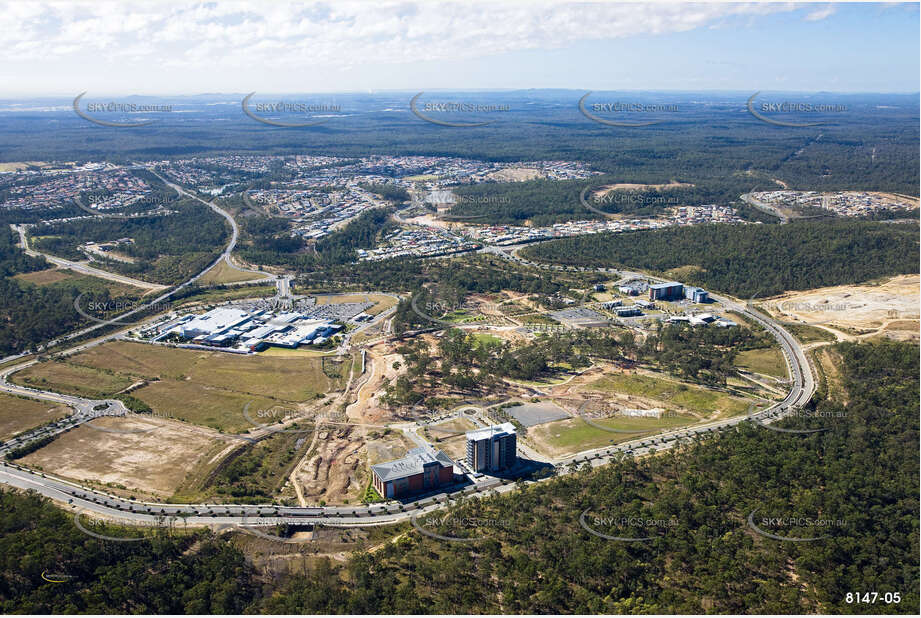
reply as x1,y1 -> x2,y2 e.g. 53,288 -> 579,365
371,446 -> 455,499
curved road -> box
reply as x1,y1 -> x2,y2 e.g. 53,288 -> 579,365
1,219 -> 817,533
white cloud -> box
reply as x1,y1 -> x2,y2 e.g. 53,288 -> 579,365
804,4 -> 836,22
0,1 -> 796,68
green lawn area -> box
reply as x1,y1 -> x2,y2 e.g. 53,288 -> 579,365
531,411 -> 699,456
473,333 -> 501,346
734,347 -> 789,379
589,372 -> 751,418
531,413 -> 687,452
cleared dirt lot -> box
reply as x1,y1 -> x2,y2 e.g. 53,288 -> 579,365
595,181 -> 693,193
423,417 -> 477,459
485,167 -> 544,182
766,274 -> 919,340
20,416 -> 230,498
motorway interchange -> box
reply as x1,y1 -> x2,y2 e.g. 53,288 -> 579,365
0,181 -> 817,538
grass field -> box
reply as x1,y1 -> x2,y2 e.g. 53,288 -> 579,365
0,393 -> 69,440
529,413 -> 693,457
14,268 -> 146,297
472,333 -> 502,346
589,372 -> 751,419
13,268 -> 78,286
198,258 -> 270,285
11,341 -> 348,432
734,347 -> 789,379
784,322 -> 838,343
13,360 -> 135,398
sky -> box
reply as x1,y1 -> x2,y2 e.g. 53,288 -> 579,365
0,1 -> 918,96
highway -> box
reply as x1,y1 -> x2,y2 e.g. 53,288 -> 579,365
0,181 -> 817,534
0,252 -> 817,533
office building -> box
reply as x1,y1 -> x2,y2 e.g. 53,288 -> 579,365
649,282 -> 684,301
466,423 -> 517,473
684,286 -> 710,303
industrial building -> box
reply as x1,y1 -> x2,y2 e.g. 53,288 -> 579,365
149,306 -> 342,352
689,313 -> 717,326
370,446 -> 455,499
616,306 -> 643,317
649,282 -> 684,301
466,423 -> 517,473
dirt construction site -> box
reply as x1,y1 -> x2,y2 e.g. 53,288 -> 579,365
288,343 -> 415,506
765,274 -> 919,341
19,415 -> 236,499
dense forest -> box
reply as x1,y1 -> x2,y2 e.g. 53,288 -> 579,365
238,207 -> 398,268
2,340 -> 915,613
0,491 -> 258,613
295,253 -> 601,299
358,183 -> 410,204
449,174 -> 781,225
1,92 -> 917,198
0,228 -> 141,356
523,220 -> 919,298
28,199 -> 227,285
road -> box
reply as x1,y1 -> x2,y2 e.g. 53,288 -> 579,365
0,179 -> 818,533
740,192 -> 789,223
0,253 -> 816,532
10,224 -> 168,291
